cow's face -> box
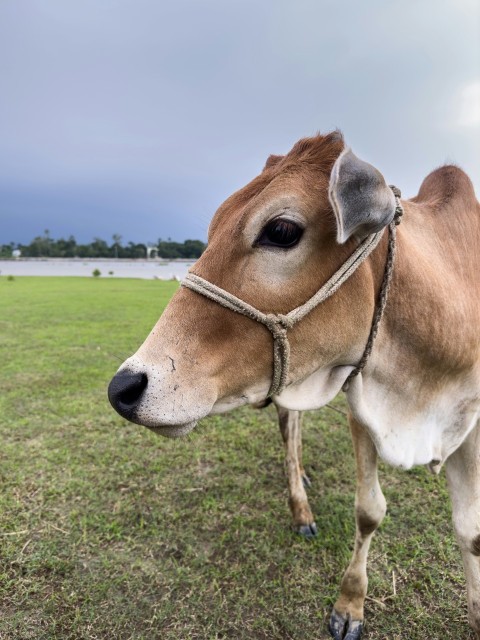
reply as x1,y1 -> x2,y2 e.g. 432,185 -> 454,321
108,132 -> 396,436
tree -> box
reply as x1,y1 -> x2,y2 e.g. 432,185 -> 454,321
0,243 -> 13,258
11,234 -> 206,260
112,234 -> 122,259
90,238 -> 109,257
182,239 -> 206,258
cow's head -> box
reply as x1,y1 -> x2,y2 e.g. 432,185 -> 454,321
108,132 -> 396,437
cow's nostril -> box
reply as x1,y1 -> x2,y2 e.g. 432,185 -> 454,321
108,371 -> 148,417
117,372 -> 148,405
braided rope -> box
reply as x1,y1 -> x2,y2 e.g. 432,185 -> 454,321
285,230 -> 383,324
182,274 -> 295,396
182,187 -> 403,398
341,187 -> 403,390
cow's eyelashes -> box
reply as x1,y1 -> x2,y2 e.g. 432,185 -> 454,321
256,218 -> 304,249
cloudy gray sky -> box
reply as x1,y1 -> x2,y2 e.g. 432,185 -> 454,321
1,0 -> 479,245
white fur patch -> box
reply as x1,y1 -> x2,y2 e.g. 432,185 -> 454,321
271,356 -> 480,471
346,372 -> 480,469
274,364 -> 355,411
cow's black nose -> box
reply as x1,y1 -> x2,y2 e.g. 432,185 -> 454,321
108,370 -> 148,419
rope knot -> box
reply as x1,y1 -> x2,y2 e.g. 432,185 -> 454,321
265,314 -> 293,338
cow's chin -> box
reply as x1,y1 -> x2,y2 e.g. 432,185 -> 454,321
146,421 -> 198,438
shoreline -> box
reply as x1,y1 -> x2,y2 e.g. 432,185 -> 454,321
0,258 -> 195,280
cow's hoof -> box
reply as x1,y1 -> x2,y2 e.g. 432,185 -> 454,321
328,610 -> 363,640
301,473 -> 312,489
296,522 -> 317,538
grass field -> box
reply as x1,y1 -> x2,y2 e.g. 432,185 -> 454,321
0,276 -> 473,639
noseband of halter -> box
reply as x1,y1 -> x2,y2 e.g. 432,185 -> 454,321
182,187 -> 403,398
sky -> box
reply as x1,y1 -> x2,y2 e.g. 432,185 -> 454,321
1,0 -> 479,246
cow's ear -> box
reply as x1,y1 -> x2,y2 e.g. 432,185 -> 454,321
263,154 -> 284,172
328,148 -> 396,244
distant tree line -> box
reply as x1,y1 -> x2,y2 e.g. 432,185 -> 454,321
0,231 -> 206,260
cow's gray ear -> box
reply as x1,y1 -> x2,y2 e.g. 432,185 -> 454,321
328,148 -> 396,244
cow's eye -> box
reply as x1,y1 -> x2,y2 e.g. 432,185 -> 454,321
257,218 -> 303,248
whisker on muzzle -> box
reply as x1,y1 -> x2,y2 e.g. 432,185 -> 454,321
105,350 -> 131,363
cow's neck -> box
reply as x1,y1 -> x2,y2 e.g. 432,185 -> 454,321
346,204 -> 480,470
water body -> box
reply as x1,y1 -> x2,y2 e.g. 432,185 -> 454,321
0,259 -> 195,280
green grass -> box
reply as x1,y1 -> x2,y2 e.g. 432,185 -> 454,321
0,276 -> 473,639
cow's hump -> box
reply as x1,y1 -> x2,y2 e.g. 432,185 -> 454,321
412,164 -> 477,212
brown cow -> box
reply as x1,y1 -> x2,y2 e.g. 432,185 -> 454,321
108,131 -> 480,639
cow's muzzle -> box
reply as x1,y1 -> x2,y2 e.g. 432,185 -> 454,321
107,361 -> 206,438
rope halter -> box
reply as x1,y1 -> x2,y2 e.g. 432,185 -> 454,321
182,187 -> 403,398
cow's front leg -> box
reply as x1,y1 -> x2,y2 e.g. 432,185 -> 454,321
276,405 -> 317,538
329,415 -> 386,640
445,419 -> 480,639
